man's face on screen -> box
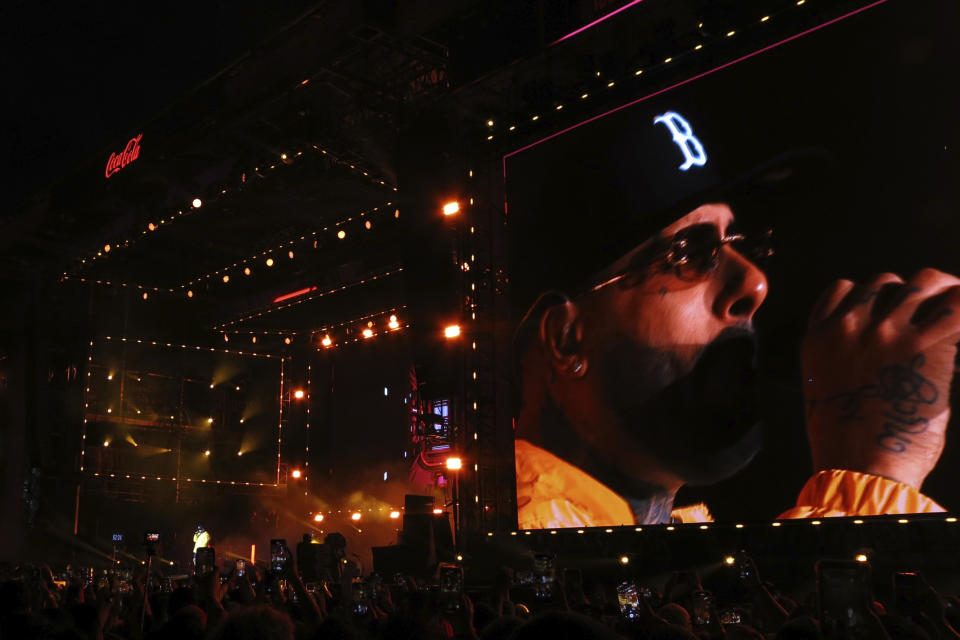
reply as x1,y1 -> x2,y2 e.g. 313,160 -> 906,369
576,203 -> 770,484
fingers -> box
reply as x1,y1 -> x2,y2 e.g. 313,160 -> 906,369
826,273 -> 904,327
808,279 -> 855,329
915,285 -> 960,350
887,268 -> 960,324
811,270 -> 960,346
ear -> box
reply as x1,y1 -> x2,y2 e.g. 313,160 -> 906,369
538,299 -> 588,379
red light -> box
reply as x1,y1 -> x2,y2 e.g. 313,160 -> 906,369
446,457 -> 462,470
105,134 -> 142,178
273,286 -> 317,304
433,508 -> 443,515
443,201 -> 460,216
444,325 -> 461,339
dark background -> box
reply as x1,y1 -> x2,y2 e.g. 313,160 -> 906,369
505,0 -> 960,520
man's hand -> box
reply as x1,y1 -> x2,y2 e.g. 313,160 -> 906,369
803,269 -> 960,488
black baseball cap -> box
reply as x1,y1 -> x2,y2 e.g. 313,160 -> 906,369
505,98 -> 833,332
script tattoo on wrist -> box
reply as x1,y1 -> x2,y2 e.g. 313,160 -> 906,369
823,354 -> 938,453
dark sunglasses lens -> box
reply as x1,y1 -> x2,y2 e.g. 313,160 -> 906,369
745,229 -> 774,265
671,225 -> 722,280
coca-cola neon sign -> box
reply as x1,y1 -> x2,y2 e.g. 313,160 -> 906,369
105,134 -> 142,178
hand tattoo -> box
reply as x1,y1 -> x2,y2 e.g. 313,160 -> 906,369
822,354 -> 938,453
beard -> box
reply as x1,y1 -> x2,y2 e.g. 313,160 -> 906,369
593,326 -> 763,486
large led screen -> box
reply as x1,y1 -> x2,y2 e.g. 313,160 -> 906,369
506,0 -> 960,528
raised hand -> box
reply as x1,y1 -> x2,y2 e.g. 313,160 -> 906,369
803,269 -> 960,489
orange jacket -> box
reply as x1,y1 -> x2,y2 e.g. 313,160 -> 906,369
514,439 -> 945,529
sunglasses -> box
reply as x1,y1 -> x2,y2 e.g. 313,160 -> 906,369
592,223 -> 773,292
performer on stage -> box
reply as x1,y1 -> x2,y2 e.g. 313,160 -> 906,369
192,524 -> 211,563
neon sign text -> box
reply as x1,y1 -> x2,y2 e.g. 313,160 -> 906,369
105,134 -> 143,178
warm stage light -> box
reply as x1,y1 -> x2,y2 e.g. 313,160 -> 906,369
855,554 -> 868,563
266,258 -> 274,267
443,201 -> 460,216
362,328 -> 373,339
446,457 -> 462,470
351,513 -> 362,521
142,292 -> 148,300
204,450 -> 211,456
187,290 -> 194,298
192,198 -> 202,208
620,556 -> 630,565
433,508 -> 443,515
103,244 -> 111,253
207,418 -> 214,424
388,315 -> 399,329
210,384 -> 215,389
390,511 -> 400,519
724,556 -> 736,566
314,513 -> 324,523
251,545 -> 256,565
288,251 -> 295,259
244,267 -> 251,276
103,441 -> 110,447
337,230 -> 346,240
107,374 -> 113,381
444,325 -> 461,339
222,275 -> 230,283
291,469 -> 302,479
321,335 -> 332,347
293,389 -> 305,399
237,451 -> 243,456
284,337 -> 291,345
364,220 -> 372,230
148,223 -> 156,231
251,336 -> 257,344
